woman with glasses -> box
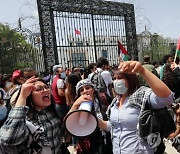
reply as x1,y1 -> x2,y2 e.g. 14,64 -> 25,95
0,77 -> 66,154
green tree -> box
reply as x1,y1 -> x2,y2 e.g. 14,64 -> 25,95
0,23 -> 37,74
141,33 -> 173,62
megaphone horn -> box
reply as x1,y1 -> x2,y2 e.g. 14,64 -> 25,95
64,101 -> 98,137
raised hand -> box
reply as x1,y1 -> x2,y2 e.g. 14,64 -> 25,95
118,61 -> 144,74
171,62 -> 178,70
15,76 -> 38,107
71,94 -> 93,111
20,76 -> 38,98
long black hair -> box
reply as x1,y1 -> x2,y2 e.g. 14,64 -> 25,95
24,79 -> 58,118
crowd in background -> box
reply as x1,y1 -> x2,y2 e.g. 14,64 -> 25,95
0,54 -> 180,154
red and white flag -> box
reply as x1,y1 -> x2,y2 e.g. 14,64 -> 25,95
118,41 -> 128,61
75,29 -> 81,35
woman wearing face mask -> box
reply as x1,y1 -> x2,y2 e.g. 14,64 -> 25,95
71,61 -> 174,154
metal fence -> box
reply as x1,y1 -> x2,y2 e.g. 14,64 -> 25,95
37,0 -> 137,69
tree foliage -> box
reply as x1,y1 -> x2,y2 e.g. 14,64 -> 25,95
0,23 -> 37,74
138,32 -> 176,63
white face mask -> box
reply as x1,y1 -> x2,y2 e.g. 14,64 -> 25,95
60,72 -> 66,79
113,79 -> 128,95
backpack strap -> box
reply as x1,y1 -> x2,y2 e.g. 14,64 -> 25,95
99,71 -> 107,88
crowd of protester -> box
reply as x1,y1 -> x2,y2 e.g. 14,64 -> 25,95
0,54 -> 180,154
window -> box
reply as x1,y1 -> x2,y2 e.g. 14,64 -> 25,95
71,52 -> 86,67
76,41 -> 83,46
102,50 -> 108,58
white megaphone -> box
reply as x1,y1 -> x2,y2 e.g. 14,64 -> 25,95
64,101 -> 98,137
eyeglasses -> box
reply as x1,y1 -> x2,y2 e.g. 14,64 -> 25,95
35,85 -> 49,92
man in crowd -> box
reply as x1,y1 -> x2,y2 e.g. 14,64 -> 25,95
51,65 -> 69,120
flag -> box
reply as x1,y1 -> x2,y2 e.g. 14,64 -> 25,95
173,37 -> 180,63
118,41 -> 128,61
176,37 -> 180,56
75,29 -> 81,35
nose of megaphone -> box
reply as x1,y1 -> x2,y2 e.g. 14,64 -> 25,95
64,101 -> 98,137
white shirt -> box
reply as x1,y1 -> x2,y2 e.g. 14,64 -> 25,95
97,68 -> 113,96
57,79 -> 65,89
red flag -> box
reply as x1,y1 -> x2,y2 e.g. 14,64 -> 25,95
75,29 -> 81,35
118,41 -> 128,55
176,37 -> 180,57
118,41 -> 128,61
174,37 -> 180,63
177,37 -> 180,51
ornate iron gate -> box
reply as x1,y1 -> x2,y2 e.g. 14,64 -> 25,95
37,0 -> 137,69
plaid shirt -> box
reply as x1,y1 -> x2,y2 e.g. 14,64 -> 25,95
0,106 -> 62,154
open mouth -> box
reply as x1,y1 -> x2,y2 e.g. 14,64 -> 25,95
42,94 -> 50,102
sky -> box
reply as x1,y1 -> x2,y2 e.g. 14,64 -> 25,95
0,0 -> 179,39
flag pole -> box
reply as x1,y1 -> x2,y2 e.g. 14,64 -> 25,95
174,50 -> 178,63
